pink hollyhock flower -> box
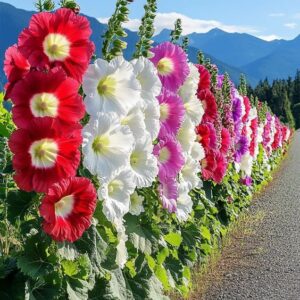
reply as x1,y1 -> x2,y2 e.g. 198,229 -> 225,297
3,44 -> 30,100
242,96 -> 251,123
197,65 -> 211,92
153,135 -> 184,181
200,150 -> 216,181
240,176 -> 253,187
158,177 -> 178,213
249,117 -> 258,157
18,8 -> 95,82
212,151 -> 228,184
150,42 -> 189,92
198,89 -> 217,123
39,177 -> 97,242
11,68 -> 85,130
8,119 -> 82,193
158,88 -> 185,137
196,122 -> 217,151
220,127 -> 231,156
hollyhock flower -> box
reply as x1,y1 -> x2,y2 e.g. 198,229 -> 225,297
250,117 -> 258,157
9,119 -> 81,193
158,89 -> 185,137
232,96 -> 243,123
220,127 -> 231,155
158,177 -> 178,213
240,152 -> 253,176
18,8 -> 94,82
200,150 -> 217,181
234,135 -> 249,162
150,42 -> 189,92
153,135 -> 184,181
143,101 -> 160,141
197,65 -> 211,92
241,176 -> 253,187
212,151 -> 228,184
242,96 -> 251,123
182,94 -> 205,125
196,123 -> 217,151
129,136 -> 158,188
39,177 -> 96,242
198,89 -> 217,123
82,113 -> 134,179
11,68 -> 84,129
83,57 -> 141,116
191,142 -> 205,162
176,184 -> 193,222
177,118 -> 197,154
180,157 -> 201,190
121,106 -> 146,140
4,44 -> 30,100
129,192 -> 145,216
115,223 -> 128,269
131,56 -> 162,102
179,63 -> 199,101
98,169 -> 135,223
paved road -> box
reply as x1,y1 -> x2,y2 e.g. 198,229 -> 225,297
203,131 -> 300,300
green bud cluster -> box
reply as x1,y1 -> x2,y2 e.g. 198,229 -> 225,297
238,74 -> 247,96
197,51 -> 205,65
170,19 -> 182,44
102,0 -> 133,61
35,0 -> 55,12
181,36 -> 189,53
59,0 -> 78,9
133,0 -> 157,58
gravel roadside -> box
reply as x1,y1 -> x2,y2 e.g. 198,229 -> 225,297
202,130 -> 300,300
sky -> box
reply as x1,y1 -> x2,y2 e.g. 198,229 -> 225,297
2,0 -> 300,41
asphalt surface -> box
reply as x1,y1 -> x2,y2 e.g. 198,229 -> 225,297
203,131 -> 300,300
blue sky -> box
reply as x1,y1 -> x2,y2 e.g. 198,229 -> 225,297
2,0 -> 300,40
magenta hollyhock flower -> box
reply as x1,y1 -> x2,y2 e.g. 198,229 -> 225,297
158,88 -> 185,138
212,151 -> 228,184
232,97 -> 243,123
153,135 -> 184,181
158,177 -> 178,213
234,135 -> 249,162
150,42 -> 189,92
241,176 -> 253,187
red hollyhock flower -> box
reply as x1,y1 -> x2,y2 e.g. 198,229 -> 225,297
18,8 -> 95,82
196,122 -> 217,151
198,89 -> 217,123
11,68 -> 85,130
8,118 -> 82,193
3,44 -> 30,100
197,65 -> 211,92
249,117 -> 258,157
212,151 -> 228,184
200,150 -> 216,181
39,177 -> 97,242
220,127 -> 231,155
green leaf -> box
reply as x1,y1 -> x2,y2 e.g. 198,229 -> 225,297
67,278 -> 90,300
62,260 -> 79,277
0,123 -> 9,138
155,265 -> 170,290
200,225 -> 211,241
164,232 -> 182,247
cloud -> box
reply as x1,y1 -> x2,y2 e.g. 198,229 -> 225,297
258,34 -> 282,41
269,13 -> 285,17
293,13 -> 300,19
99,12 -> 258,36
284,22 -> 297,29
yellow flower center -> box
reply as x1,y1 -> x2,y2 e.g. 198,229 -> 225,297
130,151 -> 140,167
108,180 -> 124,197
159,147 -> 171,163
55,195 -> 74,218
97,76 -> 117,97
92,135 -> 110,155
30,93 -> 58,118
201,158 -> 207,169
29,138 -> 58,169
160,103 -> 169,121
43,33 -> 71,61
157,57 -> 174,76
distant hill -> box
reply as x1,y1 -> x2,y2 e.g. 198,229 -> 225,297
1,1 -> 300,88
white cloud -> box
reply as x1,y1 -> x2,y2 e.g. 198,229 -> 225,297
98,12 -> 258,36
269,13 -> 285,17
284,22 -> 297,29
258,34 -> 282,41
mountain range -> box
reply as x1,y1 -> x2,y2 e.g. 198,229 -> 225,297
1,1 -> 300,88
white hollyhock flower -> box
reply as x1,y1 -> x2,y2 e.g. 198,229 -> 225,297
83,56 -> 142,116
180,157 -> 201,190
143,101 -> 160,141
191,142 -> 205,162
183,94 -> 204,125
129,136 -> 158,188
240,152 -> 253,176
113,220 -> 128,269
129,192 -> 145,216
179,63 -> 199,101
177,118 -> 196,154
121,106 -> 146,140
99,169 -> 136,223
82,113 -> 134,179
176,184 -> 193,222
131,56 -> 162,103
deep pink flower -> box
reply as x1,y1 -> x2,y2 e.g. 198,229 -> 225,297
158,177 -> 178,213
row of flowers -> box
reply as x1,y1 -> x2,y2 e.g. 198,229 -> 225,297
3,7 -> 291,273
